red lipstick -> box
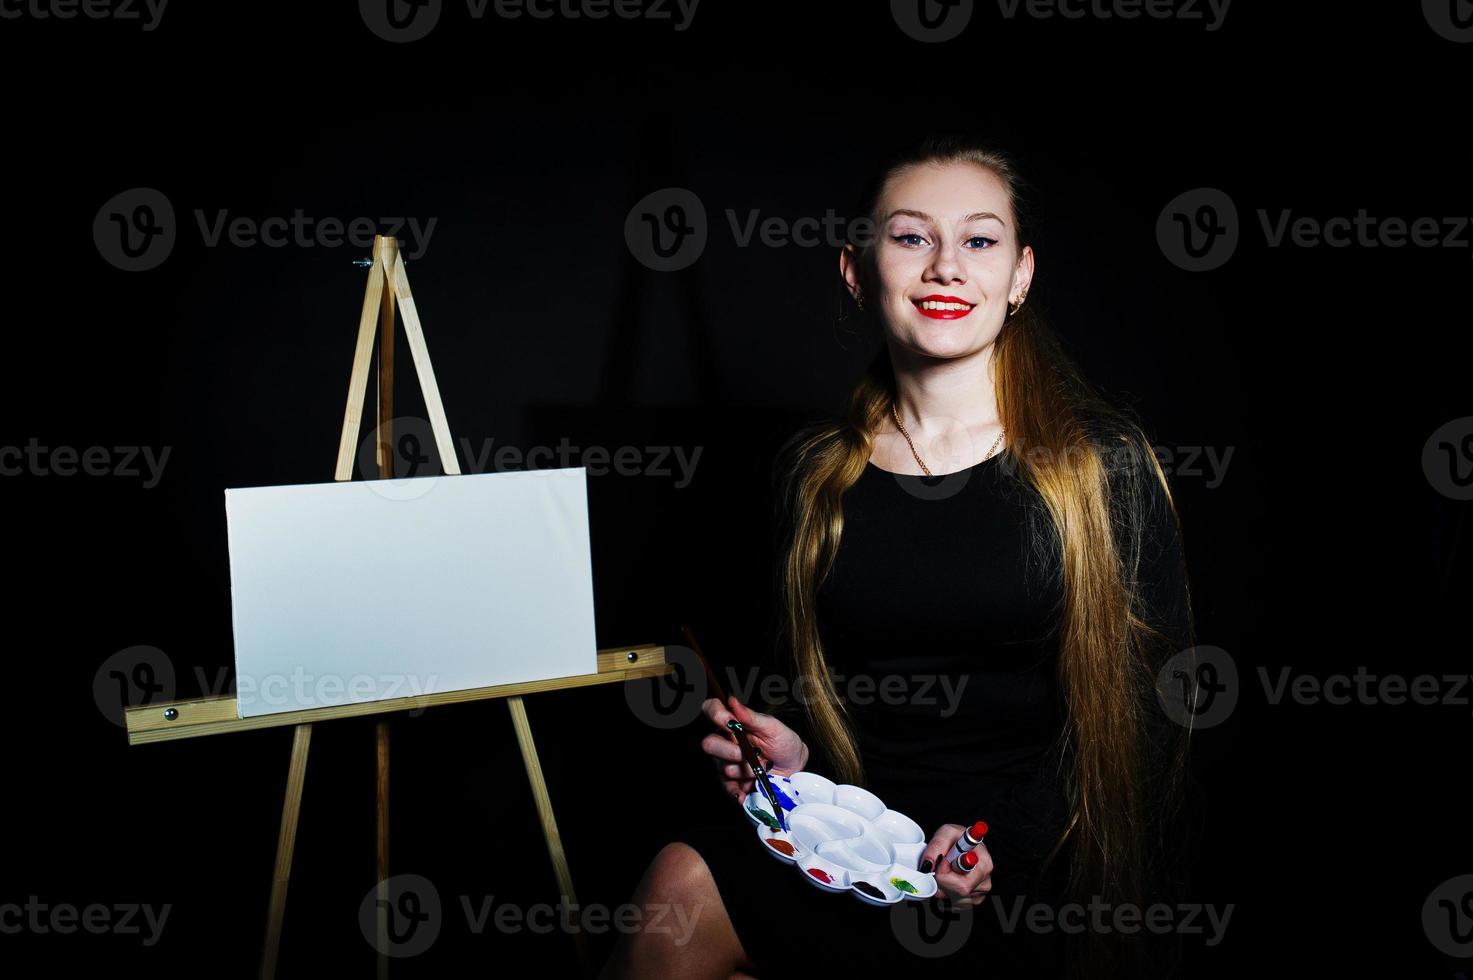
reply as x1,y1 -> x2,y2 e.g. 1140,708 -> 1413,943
913,294 -> 975,320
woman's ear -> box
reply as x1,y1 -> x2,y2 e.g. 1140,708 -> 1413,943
1012,243 -> 1036,300
838,242 -> 864,305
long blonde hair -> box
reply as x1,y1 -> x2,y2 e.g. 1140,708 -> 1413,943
772,136 -> 1197,978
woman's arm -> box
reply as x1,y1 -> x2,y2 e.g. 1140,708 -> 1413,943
1108,429 -> 1201,913
1112,433 -> 1194,656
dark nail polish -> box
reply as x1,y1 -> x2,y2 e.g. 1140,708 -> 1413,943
919,858 -> 933,874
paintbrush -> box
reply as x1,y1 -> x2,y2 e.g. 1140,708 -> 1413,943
681,623 -> 789,832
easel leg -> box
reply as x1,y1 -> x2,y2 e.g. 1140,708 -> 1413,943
507,695 -> 594,975
261,722 -> 312,980
376,720 -> 391,980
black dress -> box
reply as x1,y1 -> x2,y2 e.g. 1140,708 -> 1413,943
675,445 -> 1189,978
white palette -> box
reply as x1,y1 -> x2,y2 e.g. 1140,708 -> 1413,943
743,771 -> 937,905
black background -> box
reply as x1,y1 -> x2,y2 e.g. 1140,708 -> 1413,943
4,1 -> 1470,976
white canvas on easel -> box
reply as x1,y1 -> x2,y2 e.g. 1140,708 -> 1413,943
223,466 -> 599,719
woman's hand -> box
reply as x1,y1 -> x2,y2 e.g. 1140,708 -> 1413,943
920,824 -> 994,909
700,695 -> 810,802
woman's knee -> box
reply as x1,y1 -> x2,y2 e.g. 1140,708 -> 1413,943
640,842 -> 717,905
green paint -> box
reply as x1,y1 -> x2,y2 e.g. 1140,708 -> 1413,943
747,802 -> 780,830
890,877 -> 918,894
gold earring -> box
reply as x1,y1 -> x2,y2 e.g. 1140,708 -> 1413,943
856,293 -> 865,311
1009,294 -> 1027,316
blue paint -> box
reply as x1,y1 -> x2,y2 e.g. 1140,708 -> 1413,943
768,776 -> 799,812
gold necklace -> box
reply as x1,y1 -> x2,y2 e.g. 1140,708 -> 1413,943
890,402 -> 1005,477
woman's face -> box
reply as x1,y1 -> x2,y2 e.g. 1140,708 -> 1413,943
842,160 -> 1033,360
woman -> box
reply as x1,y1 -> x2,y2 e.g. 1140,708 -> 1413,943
600,135 -> 1198,979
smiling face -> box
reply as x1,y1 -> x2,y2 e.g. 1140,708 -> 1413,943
842,159 -> 1033,360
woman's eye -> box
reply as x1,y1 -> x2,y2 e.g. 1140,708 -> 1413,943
967,236 -> 998,249
891,233 -> 927,247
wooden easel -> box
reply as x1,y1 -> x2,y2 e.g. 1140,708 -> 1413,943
123,235 -> 672,978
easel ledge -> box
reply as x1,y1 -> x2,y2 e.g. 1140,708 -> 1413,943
125,644 -> 672,744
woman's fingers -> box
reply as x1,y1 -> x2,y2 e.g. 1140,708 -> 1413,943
700,731 -> 744,764
935,843 -> 994,908
727,695 -> 774,729
702,698 -> 758,802
919,824 -> 964,873
719,762 -> 751,781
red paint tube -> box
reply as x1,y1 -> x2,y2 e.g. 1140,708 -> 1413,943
943,820 -> 988,868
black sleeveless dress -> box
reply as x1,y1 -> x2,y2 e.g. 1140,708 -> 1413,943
674,447 -> 1188,977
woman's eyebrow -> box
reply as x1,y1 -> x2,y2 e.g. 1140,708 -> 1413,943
884,208 -> 1006,225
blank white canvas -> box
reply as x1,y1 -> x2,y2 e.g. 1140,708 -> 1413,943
223,467 -> 599,719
